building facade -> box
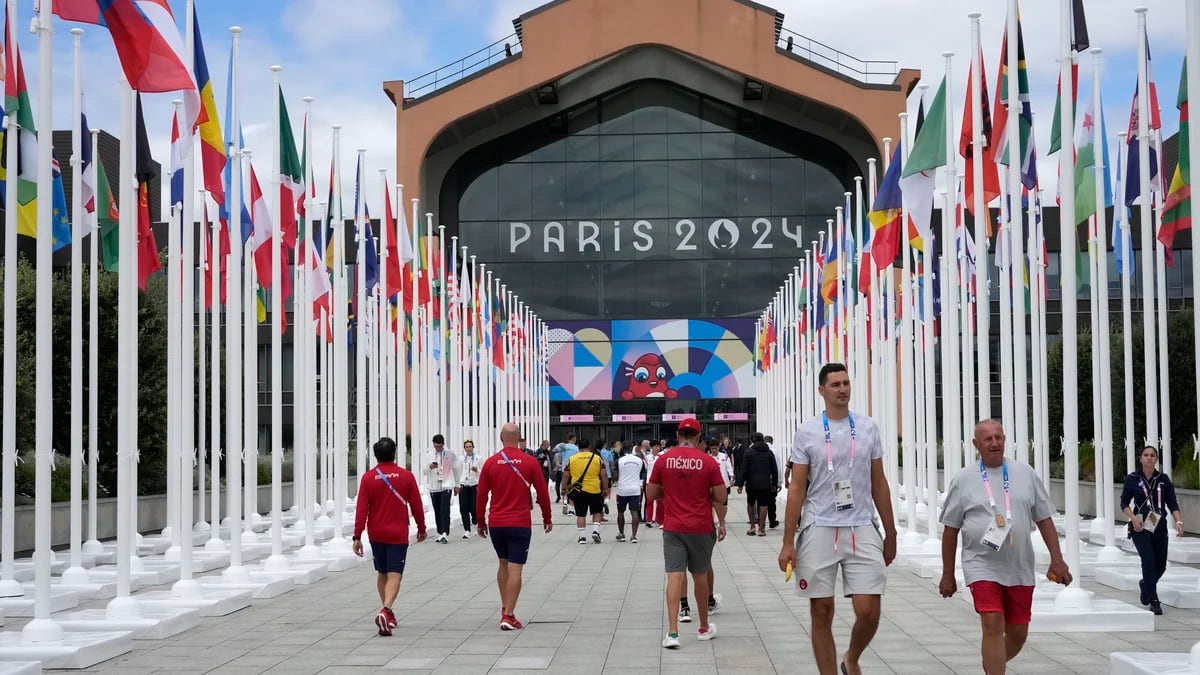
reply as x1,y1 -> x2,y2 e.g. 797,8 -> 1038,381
386,0 -> 919,443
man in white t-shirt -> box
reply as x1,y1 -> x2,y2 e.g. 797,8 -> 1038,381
614,446 -> 647,543
778,363 -> 897,675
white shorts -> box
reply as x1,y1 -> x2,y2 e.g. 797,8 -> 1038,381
793,523 -> 887,598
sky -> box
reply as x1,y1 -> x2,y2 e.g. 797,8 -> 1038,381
11,0 -> 1191,218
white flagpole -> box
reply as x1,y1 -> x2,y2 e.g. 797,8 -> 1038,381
243,148 -> 259,540
1135,8 -> 1159,450
1189,0 -> 1200,487
0,0 -> 18,599
1116,131 -> 1135,475
84,127 -> 103,555
224,26 -> 249,582
205,197 -> 226,552
941,52 -> 962,481
165,166 -> 182,560
25,0 -> 62,639
439,225 -> 449,436
449,236 -> 460,455
105,78 -> 139,619
196,204 -> 207,533
330,125 -> 351,548
1152,129 -> 1172,478
898,109 -> 920,545
355,149 -> 368,488
378,169 -> 391,444
296,97 -> 319,557
971,13 -> 991,420
1059,0 -> 1083,598
395,184 -> 408,468
1091,48 -> 1121,559
265,66 -> 287,570
1008,28 -> 1029,467
63,26 -> 87,586
177,0 -> 199,589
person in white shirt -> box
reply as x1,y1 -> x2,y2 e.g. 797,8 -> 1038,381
424,434 -> 462,543
644,441 -> 662,527
713,439 -> 736,490
778,363 -> 897,675
614,446 -> 648,543
458,440 -> 481,539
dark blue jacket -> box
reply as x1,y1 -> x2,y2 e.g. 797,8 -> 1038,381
1120,470 -> 1180,518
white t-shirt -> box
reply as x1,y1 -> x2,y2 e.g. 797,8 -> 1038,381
791,411 -> 884,527
940,459 -> 1056,586
615,454 -> 646,497
716,453 -> 735,488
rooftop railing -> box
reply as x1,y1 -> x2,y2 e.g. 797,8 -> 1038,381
404,34 -> 523,101
776,28 -> 899,85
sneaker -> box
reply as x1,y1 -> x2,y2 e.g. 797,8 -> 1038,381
678,607 -> 692,623
500,614 -> 524,630
615,533 -> 626,542
384,607 -> 397,629
562,505 -> 569,515
578,536 -> 587,545
1150,601 -> 1164,616
592,531 -> 602,544
462,532 -> 471,540
375,609 -> 393,636
439,534 -> 448,544
708,593 -> 722,614
662,632 -> 680,649
697,622 -> 717,641
770,521 -> 779,529
630,536 -> 638,544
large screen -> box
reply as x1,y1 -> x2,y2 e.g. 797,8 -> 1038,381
546,319 -> 756,401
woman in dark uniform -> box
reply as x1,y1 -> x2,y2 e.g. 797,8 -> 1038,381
1120,445 -> 1184,615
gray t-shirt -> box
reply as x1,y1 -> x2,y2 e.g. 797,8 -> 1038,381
940,459 -> 1055,587
790,412 -> 884,528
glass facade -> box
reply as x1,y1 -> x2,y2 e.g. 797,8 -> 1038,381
446,80 -> 857,321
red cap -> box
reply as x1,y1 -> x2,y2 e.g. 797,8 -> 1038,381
677,417 -> 701,433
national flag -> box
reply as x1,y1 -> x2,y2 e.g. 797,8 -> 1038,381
135,95 -> 161,290
80,109 -> 95,213
49,159 -> 72,251
995,12 -> 1037,190
323,159 -> 338,270
1073,96 -> 1098,224
191,3 -> 225,210
1125,36 -> 1163,206
868,143 -> 903,268
168,109 -> 185,207
0,10 -> 38,242
1161,58 -> 1191,255
960,46 -> 1000,213
249,163 -> 278,289
383,178 -> 403,302
96,156 -> 120,272
55,0 -> 201,131
278,86 -> 302,250
221,44 -> 251,244
353,158 -> 379,291
1049,0 -> 1090,154
820,234 -> 840,303
901,77 -> 947,252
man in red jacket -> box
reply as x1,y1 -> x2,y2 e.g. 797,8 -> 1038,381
477,423 -> 554,631
352,437 -> 427,637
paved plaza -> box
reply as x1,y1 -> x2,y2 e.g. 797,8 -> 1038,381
9,495 -> 1197,674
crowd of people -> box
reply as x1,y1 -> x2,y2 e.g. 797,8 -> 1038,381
349,360 -> 1192,675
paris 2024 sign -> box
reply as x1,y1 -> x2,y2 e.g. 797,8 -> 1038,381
545,319 -> 756,401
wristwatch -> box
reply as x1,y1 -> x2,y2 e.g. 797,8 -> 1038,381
352,536 -> 361,542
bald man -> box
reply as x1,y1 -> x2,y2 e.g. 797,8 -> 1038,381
939,419 -> 1072,675
477,423 -> 554,631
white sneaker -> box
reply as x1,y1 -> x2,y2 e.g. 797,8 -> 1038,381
461,532 -> 470,539
697,623 -> 717,641
578,537 -> 587,545
630,536 -> 638,544
678,607 -> 692,623
707,593 -> 722,614
662,633 -> 680,649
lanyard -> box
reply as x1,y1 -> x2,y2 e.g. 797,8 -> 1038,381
979,460 -> 1011,523
497,450 -> 531,488
1140,478 -> 1162,513
821,412 -> 856,473
374,467 -> 409,509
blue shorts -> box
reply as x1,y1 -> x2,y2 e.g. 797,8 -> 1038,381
370,542 -> 409,574
489,527 -> 532,565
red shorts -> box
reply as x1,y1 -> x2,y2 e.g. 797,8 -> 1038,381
969,581 -> 1034,625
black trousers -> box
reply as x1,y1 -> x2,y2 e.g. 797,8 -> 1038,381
430,489 -> 452,535
1131,523 -> 1169,602
458,485 -> 477,531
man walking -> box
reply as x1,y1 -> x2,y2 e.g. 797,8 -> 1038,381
644,441 -> 662,527
614,443 -> 646,543
939,419 -> 1073,675
777,363 -> 897,675
352,437 -> 427,637
477,423 -> 554,631
424,434 -> 460,543
647,418 -> 727,649
736,432 -> 779,537
764,435 -> 781,528
558,433 -> 580,515
458,439 -> 480,539
562,439 -> 608,543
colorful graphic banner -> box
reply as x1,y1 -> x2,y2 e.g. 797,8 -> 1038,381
546,319 -> 756,401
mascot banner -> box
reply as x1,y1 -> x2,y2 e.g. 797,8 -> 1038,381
546,319 -> 755,401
